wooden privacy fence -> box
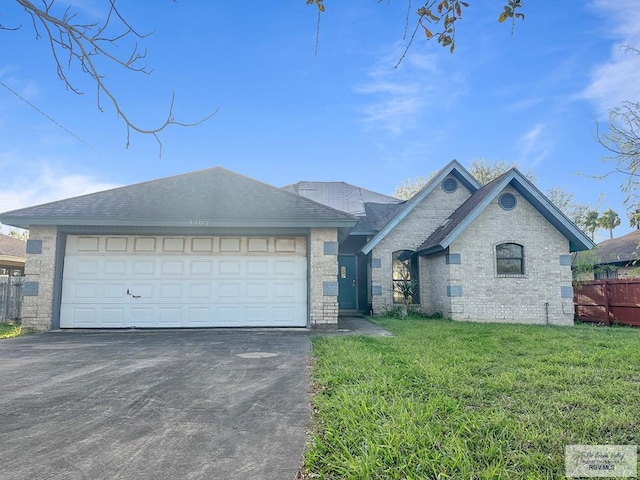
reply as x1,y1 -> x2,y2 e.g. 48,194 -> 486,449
0,276 -> 24,322
574,279 -> 640,327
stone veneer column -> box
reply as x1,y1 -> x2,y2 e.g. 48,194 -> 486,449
309,228 -> 339,328
21,226 -> 59,331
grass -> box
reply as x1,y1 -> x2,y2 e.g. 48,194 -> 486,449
303,317 -> 640,479
0,322 -> 34,339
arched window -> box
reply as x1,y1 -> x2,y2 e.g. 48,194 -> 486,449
496,243 -> 524,275
392,250 -> 420,304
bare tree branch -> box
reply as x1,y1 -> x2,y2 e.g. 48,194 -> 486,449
10,0 -> 215,156
595,101 -> 640,205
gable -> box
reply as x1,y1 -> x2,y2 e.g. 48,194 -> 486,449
361,160 -> 480,255
451,187 -> 571,253
417,170 -> 594,254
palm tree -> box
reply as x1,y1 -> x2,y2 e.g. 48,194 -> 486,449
629,209 -> 640,230
599,208 -> 621,239
577,209 -> 600,240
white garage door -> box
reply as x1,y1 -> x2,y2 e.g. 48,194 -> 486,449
60,235 -> 307,328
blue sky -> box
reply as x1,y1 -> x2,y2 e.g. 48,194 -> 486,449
1,0 -> 639,241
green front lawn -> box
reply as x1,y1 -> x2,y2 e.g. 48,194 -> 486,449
304,318 -> 640,479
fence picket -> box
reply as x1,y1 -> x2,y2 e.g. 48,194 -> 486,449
574,279 -> 640,327
0,276 -> 24,322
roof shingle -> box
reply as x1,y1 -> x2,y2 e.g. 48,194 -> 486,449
0,167 -> 357,228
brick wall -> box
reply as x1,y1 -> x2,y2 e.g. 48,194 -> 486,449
22,226 -> 58,331
423,253 -> 450,315
309,227 -> 339,328
449,187 -> 574,325
371,178 -> 471,313
21,227 -> 339,330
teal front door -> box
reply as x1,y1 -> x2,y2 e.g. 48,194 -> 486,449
338,256 -> 357,310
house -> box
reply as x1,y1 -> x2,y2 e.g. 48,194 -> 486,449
0,161 -> 594,331
0,234 -> 26,276
574,229 -> 640,280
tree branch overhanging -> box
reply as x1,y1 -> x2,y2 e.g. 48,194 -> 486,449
307,1 -> 524,65
10,0 -> 215,156
595,101 -> 640,204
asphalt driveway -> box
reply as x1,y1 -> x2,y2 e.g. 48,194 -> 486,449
0,329 -> 312,480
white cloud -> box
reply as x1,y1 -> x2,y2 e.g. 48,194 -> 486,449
583,0 -> 640,115
0,163 -> 120,232
517,123 -> 550,167
355,46 -> 464,135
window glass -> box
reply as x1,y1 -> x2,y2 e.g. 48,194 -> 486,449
496,243 -> 524,275
392,251 -> 420,304
595,267 -> 618,280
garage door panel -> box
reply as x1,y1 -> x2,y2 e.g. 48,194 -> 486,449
187,307 -> 212,326
132,260 -> 155,275
102,308 -> 126,327
190,260 -> 213,275
160,283 -> 183,299
159,307 -> 182,326
189,283 -> 212,299
104,260 -> 126,274
61,306 -> 95,327
61,235 -> 308,328
161,261 -> 184,275
130,308 -> 155,327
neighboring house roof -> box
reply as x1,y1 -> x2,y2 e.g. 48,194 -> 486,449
351,202 -> 407,235
282,181 -> 402,217
417,169 -> 595,254
0,234 -> 27,267
361,160 -> 481,255
581,229 -> 640,266
0,167 -> 358,229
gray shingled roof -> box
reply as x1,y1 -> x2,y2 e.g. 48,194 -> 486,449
417,169 -> 594,254
361,160 -> 482,255
417,172 -> 508,252
0,167 -> 357,229
582,229 -> 640,265
282,181 -> 402,216
0,234 -> 26,259
351,202 -> 407,235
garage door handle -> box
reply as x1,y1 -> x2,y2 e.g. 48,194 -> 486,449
126,289 -> 141,299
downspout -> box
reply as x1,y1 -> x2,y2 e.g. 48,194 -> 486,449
544,302 -> 549,325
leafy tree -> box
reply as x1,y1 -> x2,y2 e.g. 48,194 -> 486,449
595,47 -> 640,209
2,0 -> 215,155
393,159 -> 536,199
307,0 -> 524,56
394,175 -> 432,200
545,187 -> 595,226
393,160 -> 594,229
598,208 -> 621,240
597,100 -> 640,206
629,208 -> 640,230
468,159 -> 536,186
575,209 -> 600,240
8,229 -> 28,241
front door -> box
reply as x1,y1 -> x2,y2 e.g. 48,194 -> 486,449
338,255 -> 357,310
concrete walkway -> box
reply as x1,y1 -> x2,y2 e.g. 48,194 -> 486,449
335,316 -> 393,337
